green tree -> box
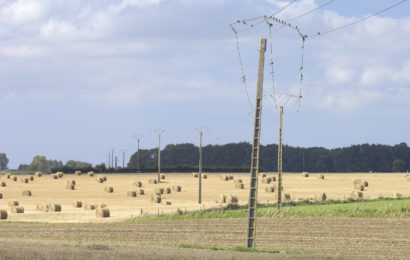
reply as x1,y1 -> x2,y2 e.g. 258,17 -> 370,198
392,159 -> 406,172
95,163 -> 107,173
65,160 -> 92,170
0,153 -> 9,170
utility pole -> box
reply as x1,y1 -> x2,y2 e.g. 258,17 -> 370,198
247,38 -> 266,249
108,152 -> 111,168
115,156 -> 118,169
133,135 -> 143,173
198,131 -> 203,204
111,149 -> 114,169
156,129 -> 165,182
122,151 -> 125,168
277,106 -> 283,211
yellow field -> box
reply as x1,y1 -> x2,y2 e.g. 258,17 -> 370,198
0,172 -> 409,223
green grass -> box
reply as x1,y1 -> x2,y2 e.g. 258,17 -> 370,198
177,244 -> 279,254
129,197 -> 410,222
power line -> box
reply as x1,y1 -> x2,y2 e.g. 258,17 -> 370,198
310,0 -> 408,38
287,0 -> 337,22
272,0 -> 298,16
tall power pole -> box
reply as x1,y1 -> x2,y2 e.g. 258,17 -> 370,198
198,131 -> 203,204
156,129 -> 165,182
277,106 -> 283,211
108,152 -> 111,168
111,149 -> 114,169
132,135 -> 143,173
247,38 -> 266,249
115,156 -> 118,168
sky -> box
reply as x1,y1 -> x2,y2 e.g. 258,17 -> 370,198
0,0 -> 409,169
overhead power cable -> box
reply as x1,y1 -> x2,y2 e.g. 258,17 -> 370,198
310,0 -> 408,38
287,0 -> 336,22
272,0 -> 298,16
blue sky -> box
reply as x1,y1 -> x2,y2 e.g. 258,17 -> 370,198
0,0 -> 409,168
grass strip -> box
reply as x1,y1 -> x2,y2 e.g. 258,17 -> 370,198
177,244 -> 279,254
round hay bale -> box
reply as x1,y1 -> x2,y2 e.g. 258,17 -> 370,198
11,206 -> 24,214
0,193 -> 3,199
8,201 -> 18,207
234,179 -> 243,184
262,177 -> 272,184
29,176 -> 34,181
271,176 -> 277,182
219,194 -> 227,203
22,190 -> 32,196
265,186 -> 275,193
226,195 -> 238,204
0,181 -> 5,187
302,172 -> 309,177
160,174 -> 165,180
20,177 -> 29,183
67,179 -> 76,186
318,174 -> 325,180
102,176 -> 107,181
12,176 -> 17,181
351,191 -> 363,200
164,187 -> 172,194
96,208 -> 110,218
74,171 -> 82,176
0,209 -> 7,219
72,200 -> 82,208
161,200 -> 172,205
353,179 -> 362,185
172,185 -> 181,192
127,191 -> 137,197
284,193 -> 291,202
104,186 -> 114,193
87,171 -> 94,177
154,188 -> 164,195
151,194 -> 161,203
133,181 -> 142,187
96,203 -> 107,210
47,204 -> 62,212
96,177 -> 104,183
259,173 -> 267,178
66,184 -> 75,190
203,174 -> 207,179
362,181 -> 368,187
34,172 -> 42,177
228,174 -> 234,180
52,174 -> 58,179
219,174 -> 228,181
235,183 -> 244,189
84,204 -> 95,210
57,172 -> 64,178
36,203 -> 48,212
354,184 -> 364,191
192,172 -> 198,178
5,174 -> 11,179
136,188 -> 145,195
149,179 -> 158,184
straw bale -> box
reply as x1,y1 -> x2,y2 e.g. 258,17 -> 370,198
261,177 -> 272,184
160,174 -> 165,180
36,203 -> 47,212
302,172 -> 309,177
102,176 -> 107,181
219,194 -> 227,203
8,201 -> 18,207
362,180 -> 368,187
66,184 -> 75,190
154,188 -> 164,195
228,174 -> 234,180
34,172 -> 42,177
164,187 -> 172,194
203,174 -> 207,179
5,174 -> 11,179
192,172 -> 198,178
172,185 -> 181,192
74,171 -> 82,176
96,203 -> 107,210
22,190 -> 32,196
0,193 -> 2,199
127,191 -> 137,197
104,186 -> 114,193
96,208 -> 110,218
151,193 -> 161,203
320,193 -> 327,202
259,173 -> 267,178
11,206 -> 24,213
265,186 -> 275,193
84,204 -> 96,210
234,179 -> 243,184
318,174 -> 325,180
149,179 -> 158,184
57,172 -> 64,178
20,177 -> 29,183
351,191 -> 363,200
0,209 -> 7,219
136,188 -> 145,195
284,193 -> 291,202
235,183 -> 244,189
219,174 -> 228,181
133,181 -> 142,187
0,181 -> 5,187
87,171 -> 94,177
271,176 -> 276,182
354,184 -> 364,191
72,200 -> 82,208
67,179 -> 76,186
226,195 -> 238,204
47,204 -> 62,212
52,174 -> 58,179
161,200 -> 172,205
96,177 -> 104,183
12,176 -> 17,181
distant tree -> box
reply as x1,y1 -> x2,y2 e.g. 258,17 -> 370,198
30,156 -> 49,172
95,163 -> 107,173
0,153 -> 9,170
392,159 -> 406,172
65,160 -> 92,170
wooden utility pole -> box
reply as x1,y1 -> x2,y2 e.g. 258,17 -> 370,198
277,106 -> 283,211
247,38 -> 266,249
198,131 -> 203,204
156,129 -> 164,182
137,139 -> 140,172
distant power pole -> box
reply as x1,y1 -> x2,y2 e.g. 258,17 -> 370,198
156,129 -> 165,182
277,106 -> 284,211
115,156 -> 118,169
111,149 -> 114,169
133,135 -> 143,173
108,152 -> 111,168
198,131 -> 203,204
122,151 -> 125,168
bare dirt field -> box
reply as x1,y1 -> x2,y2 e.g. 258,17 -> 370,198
0,217 -> 409,259
0,172 -> 409,222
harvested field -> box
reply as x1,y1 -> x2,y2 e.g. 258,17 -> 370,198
0,218 -> 409,259
0,173 -> 409,223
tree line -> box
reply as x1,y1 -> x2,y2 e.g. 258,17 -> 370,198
127,142 -> 409,173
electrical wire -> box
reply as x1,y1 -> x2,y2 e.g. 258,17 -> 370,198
287,0 -> 336,22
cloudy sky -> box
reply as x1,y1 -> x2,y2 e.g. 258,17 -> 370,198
0,0 -> 409,168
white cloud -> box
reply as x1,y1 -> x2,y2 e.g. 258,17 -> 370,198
0,0 -> 44,25
325,67 -> 355,85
